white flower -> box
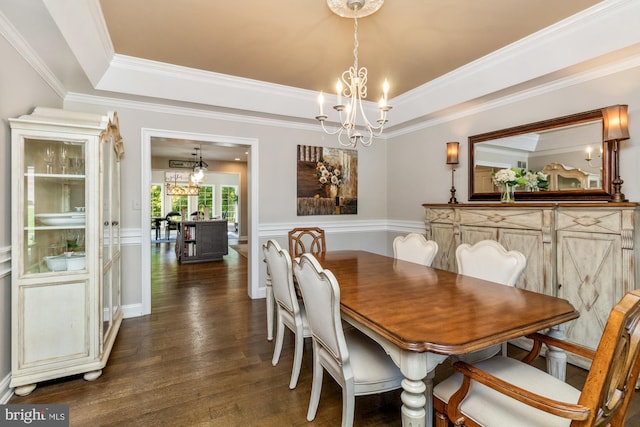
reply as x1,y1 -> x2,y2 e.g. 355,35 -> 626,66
492,168 -> 517,185
316,161 -> 342,187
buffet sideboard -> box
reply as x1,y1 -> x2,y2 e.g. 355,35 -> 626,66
423,202 -> 640,368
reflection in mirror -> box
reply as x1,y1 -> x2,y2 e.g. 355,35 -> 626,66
469,108 -> 615,202
474,120 -> 602,192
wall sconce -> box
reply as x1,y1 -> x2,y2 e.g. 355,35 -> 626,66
602,104 -> 630,202
446,141 -> 460,204
584,145 -> 602,168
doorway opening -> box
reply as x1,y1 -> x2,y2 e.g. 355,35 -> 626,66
140,129 -> 260,315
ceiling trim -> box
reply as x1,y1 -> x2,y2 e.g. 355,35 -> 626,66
42,0 -> 113,86
43,0 -> 640,129
389,50 -> 640,138
393,0 -> 640,122
0,9 -> 66,98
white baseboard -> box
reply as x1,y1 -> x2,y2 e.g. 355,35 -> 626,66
121,303 -> 145,319
0,373 -> 13,404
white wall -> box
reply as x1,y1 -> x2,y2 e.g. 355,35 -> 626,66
0,35 -> 63,401
387,65 -> 640,220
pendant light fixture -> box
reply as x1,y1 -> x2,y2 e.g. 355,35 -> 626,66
316,0 -> 391,147
190,147 -> 208,183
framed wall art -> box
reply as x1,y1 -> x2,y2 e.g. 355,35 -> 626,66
296,145 -> 358,216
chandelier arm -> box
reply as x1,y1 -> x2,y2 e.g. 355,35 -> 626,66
319,119 -> 344,136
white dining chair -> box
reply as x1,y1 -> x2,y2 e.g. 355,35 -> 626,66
263,239 -> 311,389
293,253 -> 403,427
455,239 -> 526,360
393,232 -> 438,266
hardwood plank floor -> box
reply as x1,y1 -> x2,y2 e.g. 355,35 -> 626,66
9,242 -> 640,426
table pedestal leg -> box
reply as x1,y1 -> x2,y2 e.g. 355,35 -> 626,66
401,377 -> 426,426
546,325 -> 567,381
398,352 -> 447,427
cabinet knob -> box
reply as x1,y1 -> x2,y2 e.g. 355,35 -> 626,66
104,221 -> 109,226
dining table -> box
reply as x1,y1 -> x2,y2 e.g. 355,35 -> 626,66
314,250 -> 580,427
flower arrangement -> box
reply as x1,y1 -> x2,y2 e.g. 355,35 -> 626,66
525,170 -> 549,191
492,168 -> 527,188
492,168 -> 548,191
316,161 -> 342,187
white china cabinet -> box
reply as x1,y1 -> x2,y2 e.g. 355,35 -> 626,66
10,108 -> 124,396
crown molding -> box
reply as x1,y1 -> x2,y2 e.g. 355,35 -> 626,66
386,49 -> 640,139
42,0 -> 114,86
391,0 -> 640,125
0,8 -> 66,98
38,0 -> 640,133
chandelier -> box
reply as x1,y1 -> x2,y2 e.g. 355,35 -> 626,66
316,0 -> 391,147
165,172 -> 200,196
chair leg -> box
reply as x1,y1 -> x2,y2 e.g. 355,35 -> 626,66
265,283 -> 274,341
307,348 -> 324,421
272,314 -> 284,366
435,409 -> 451,427
289,326 -> 304,389
342,381 -> 355,427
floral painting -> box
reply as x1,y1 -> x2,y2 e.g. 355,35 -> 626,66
297,145 -> 358,215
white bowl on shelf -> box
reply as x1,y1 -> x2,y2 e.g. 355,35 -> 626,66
35,212 -> 85,226
43,253 -> 86,271
66,253 -> 86,270
44,255 -> 67,271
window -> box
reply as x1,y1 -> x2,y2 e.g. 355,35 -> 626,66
197,185 -> 214,218
150,184 -> 163,217
221,186 -> 237,223
171,195 -> 189,214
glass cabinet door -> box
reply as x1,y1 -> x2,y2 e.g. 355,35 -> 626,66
111,147 -> 121,317
102,139 -> 113,339
22,138 -> 86,276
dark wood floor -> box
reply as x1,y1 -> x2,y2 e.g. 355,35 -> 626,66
9,242 -> 640,426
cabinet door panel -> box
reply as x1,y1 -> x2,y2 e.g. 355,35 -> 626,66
558,231 -> 622,350
430,223 -> 456,271
459,226 -> 497,246
498,229 -> 550,295
22,281 -> 89,365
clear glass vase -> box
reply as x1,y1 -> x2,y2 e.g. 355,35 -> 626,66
501,183 -> 515,203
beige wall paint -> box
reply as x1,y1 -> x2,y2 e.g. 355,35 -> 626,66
0,36 -> 63,398
387,66 -> 640,220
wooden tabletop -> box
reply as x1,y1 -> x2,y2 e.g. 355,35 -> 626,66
316,250 -> 579,355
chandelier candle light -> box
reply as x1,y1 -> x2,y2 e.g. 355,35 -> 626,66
316,0 -> 391,147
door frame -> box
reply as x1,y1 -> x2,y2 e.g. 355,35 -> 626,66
140,128 -> 260,315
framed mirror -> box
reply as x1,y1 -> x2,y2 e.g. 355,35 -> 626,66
469,108 -> 614,201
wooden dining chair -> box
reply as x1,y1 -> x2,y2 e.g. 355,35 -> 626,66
434,290 -> 640,427
293,253 -> 403,427
455,239 -> 526,361
393,232 -> 438,266
288,227 -> 326,257
262,239 -> 311,389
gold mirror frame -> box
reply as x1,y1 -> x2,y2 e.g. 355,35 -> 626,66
468,108 -> 614,202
